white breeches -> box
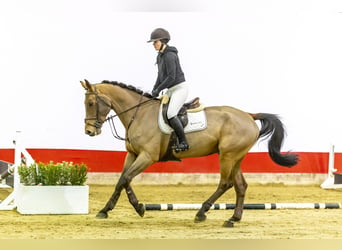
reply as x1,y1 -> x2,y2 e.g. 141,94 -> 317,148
166,82 -> 189,119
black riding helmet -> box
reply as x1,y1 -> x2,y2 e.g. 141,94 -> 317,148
147,28 -> 170,44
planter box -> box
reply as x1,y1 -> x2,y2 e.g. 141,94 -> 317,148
16,183 -> 89,214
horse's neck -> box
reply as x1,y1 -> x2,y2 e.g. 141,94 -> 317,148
100,85 -> 153,128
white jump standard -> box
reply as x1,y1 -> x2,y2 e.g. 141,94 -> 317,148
0,131 -> 35,210
321,145 -> 342,189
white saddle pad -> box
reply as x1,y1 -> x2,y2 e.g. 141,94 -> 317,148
158,105 -> 207,134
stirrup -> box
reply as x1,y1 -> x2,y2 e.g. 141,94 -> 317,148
172,142 -> 189,153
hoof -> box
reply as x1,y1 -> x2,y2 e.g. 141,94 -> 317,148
223,217 -> 240,227
96,211 -> 108,219
194,214 -> 207,223
223,220 -> 235,228
137,203 -> 145,217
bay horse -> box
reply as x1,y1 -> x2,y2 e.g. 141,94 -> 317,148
81,79 -> 298,227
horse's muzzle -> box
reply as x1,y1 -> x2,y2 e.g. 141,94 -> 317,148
84,119 -> 103,136
85,127 -> 101,136
85,129 -> 95,136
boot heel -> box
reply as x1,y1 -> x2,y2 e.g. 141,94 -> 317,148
172,142 -> 189,153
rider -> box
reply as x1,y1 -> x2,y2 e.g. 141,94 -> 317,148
148,28 -> 189,152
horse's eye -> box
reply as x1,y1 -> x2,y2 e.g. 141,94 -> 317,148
88,101 -> 94,107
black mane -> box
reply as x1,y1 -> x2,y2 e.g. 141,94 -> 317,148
101,80 -> 154,98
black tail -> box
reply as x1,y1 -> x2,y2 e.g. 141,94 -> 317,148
251,113 -> 299,167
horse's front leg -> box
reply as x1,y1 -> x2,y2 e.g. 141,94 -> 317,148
96,152 -> 136,219
96,152 -> 153,219
96,173 -> 128,218
123,152 -> 154,217
126,185 -> 145,217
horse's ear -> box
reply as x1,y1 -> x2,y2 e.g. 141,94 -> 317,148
80,79 -> 93,91
80,80 -> 87,90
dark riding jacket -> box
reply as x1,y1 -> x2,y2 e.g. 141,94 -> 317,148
152,46 -> 185,95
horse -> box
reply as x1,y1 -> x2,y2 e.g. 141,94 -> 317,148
80,79 -> 299,227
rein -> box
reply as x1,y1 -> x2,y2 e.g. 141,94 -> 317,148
105,96 -> 154,141
84,84 -> 156,141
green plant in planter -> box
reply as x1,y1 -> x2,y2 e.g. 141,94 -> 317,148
69,163 -> 88,185
40,162 -> 60,185
58,161 -> 72,185
17,163 -> 38,186
18,161 -> 88,186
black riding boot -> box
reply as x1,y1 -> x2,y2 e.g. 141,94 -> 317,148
169,116 -> 189,152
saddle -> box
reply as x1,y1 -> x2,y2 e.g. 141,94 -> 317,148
159,95 -> 205,162
161,95 -> 202,127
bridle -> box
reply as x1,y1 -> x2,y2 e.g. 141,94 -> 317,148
84,86 -> 154,141
84,86 -> 111,132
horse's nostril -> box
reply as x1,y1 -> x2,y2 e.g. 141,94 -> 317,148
86,130 -> 92,135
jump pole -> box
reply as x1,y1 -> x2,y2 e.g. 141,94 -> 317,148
144,203 -> 341,211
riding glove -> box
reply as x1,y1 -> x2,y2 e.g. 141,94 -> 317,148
151,89 -> 160,97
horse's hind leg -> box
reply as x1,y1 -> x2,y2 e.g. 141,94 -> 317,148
223,167 -> 248,227
194,178 -> 233,223
195,155 -> 235,223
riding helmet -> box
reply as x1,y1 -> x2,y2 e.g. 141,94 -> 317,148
147,28 -> 170,43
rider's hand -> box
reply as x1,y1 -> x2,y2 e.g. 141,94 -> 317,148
151,89 -> 159,98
